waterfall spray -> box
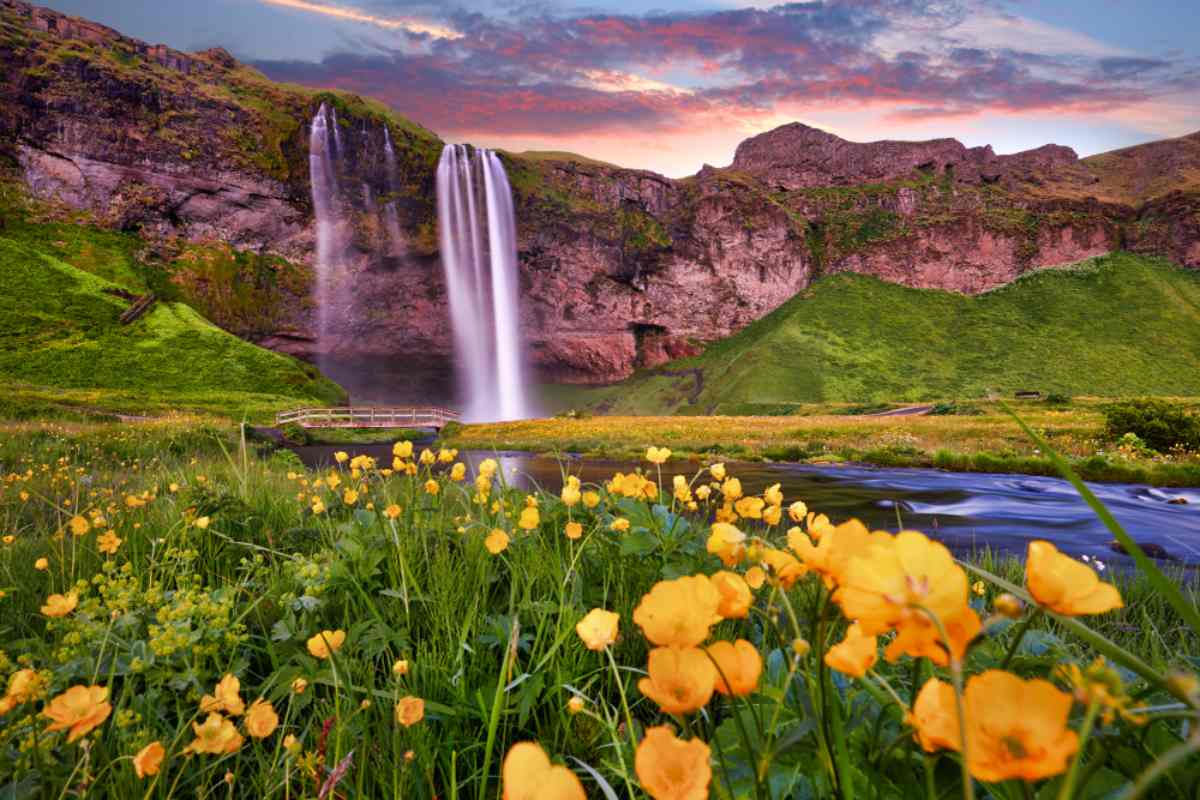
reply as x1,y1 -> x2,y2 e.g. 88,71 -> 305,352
436,144 -> 532,421
308,103 -> 340,355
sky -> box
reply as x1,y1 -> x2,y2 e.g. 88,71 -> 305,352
40,0 -> 1200,177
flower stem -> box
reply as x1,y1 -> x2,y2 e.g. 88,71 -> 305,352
999,609 -> 1040,670
1057,697 -> 1100,800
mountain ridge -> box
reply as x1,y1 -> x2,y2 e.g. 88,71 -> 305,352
1,0 -> 1197,389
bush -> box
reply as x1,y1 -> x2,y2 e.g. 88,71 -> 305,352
279,422 -> 311,445
1103,399 -> 1200,453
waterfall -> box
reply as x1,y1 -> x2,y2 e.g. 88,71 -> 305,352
381,127 -> 404,254
436,144 -> 532,422
308,103 -> 340,355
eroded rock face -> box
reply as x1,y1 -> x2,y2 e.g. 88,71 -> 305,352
1,0 -> 1196,389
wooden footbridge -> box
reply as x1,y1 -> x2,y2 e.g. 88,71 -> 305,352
276,407 -> 461,430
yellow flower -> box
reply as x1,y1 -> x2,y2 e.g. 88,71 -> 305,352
564,522 -> 583,540
994,593 -> 1023,619
41,592 -> 78,617
706,639 -> 761,696
720,477 -> 742,501
307,629 -> 346,659
763,483 -> 783,506
518,506 -> 540,530
963,670 -> 1079,783
334,451 -> 349,463
824,623 -> 878,678
69,515 -> 90,536
638,647 -> 716,714
567,696 -> 585,714
706,522 -> 746,567
910,677 -> 961,753
1055,658 -> 1144,726
485,529 -> 510,555
194,516 -> 210,530
43,685 -> 112,743
560,484 -> 581,507
245,699 -> 279,738
635,726 -> 711,800
710,571 -> 752,619
744,566 -> 766,589
582,490 -> 600,509
5,669 -> 43,706
789,519 -> 889,589
392,659 -> 409,677
645,446 -> 672,465
450,463 -> 466,481
1026,541 -> 1123,616
200,674 -> 245,717
133,741 -> 165,778
184,713 -> 243,755
575,608 -> 620,650
343,489 -> 359,505
787,500 -> 808,523
393,441 -> 413,458
395,696 -> 425,727
419,449 -> 437,465
733,496 -> 764,519
633,575 -> 722,648
311,498 -> 326,515
97,531 -> 122,554
709,463 -> 726,481
169,482 -> 180,492
695,485 -> 711,501
759,548 -> 806,588
762,505 -> 782,526
291,678 -> 308,694
384,504 -> 402,519
283,734 -> 301,754
1,535 -> 12,544
438,448 -> 457,463
610,517 -> 630,533
478,457 -> 498,478
34,557 -> 49,571
424,479 -> 440,496
972,580 -> 985,596
501,742 -> 585,800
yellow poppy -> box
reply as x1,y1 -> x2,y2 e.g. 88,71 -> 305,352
245,699 -> 279,738
485,529 -> 510,554
395,696 -> 425,727
824,623 -> 878,678
133,741 -> 165,778
1026,541 -> 1123,616
575,608 -> 619,651
501,742 -> 585,800
635,726 -> 711,800
564,522 -> 583,540
306,629 -> 346,659
964,670 -> 1079,782
41,592 -> 78,617
42,685 -> 112,743
706,640 -> 762,696
200,674 -> 245,716
638,647 -> 716,714
710,571 -> 752,619
518,507 -> 540,530
633,575 -> 721,648
184,713 -> 243,755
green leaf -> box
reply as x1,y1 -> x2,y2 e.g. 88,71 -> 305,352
619,529 -> 658,556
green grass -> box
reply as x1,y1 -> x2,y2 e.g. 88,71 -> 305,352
0,235 -> 343,420
0,422 -> 1196,798
563,253 -> 1200,414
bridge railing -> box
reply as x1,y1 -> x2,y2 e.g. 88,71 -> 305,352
276,407 -> 462,429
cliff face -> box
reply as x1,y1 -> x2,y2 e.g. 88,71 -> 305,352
1,0 -> 1197,388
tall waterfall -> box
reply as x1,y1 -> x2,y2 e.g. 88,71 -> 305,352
381,127 -> 404,253
436,144 -> 531,422
308,103 -> 340,355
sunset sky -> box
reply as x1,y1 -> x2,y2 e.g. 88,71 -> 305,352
41,0 -> 1200,177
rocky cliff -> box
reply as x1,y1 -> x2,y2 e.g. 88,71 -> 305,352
1,0 -> 1197,389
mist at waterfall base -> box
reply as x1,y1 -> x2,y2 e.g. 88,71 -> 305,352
307,105 -> 535,419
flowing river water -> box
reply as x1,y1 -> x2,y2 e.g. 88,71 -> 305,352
287,442 -> 1200,568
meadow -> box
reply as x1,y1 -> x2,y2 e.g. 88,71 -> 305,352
444,400 -> 1200,487
1,418 -> 1198,799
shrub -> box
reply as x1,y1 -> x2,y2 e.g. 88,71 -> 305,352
279,422 -> 311,445
1103,399 -> 1200,453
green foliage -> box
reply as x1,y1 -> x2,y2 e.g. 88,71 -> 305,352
1103,399 -> 1200,452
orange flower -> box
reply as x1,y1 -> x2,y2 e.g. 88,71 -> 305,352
884,604 -> 981,666
485,529 -> 510,554
501,742 -> 585,800
733,496 -> 764,519
759,548 -> 806,588
835,531 -> 969,648
789,519 -> 889,589
134,741 -> 165,778
910,677 -> 961,753
965,670 -> 1079,782
395,696 -> 425,727
633,575 -> 721,648
711,571 -> 752,619
97,531 -> 122,554
1026,541 -> 1123,616
41,592 -> 78,617
638,647 -> 716,714
184,713 -> 243,755
645,446 -> 672,465
564,522 -> 583,540
824,623 -> 878,678
635,726 -> 711,800
518,506 -> 540,530
68,515 -> 90,536
744,566 -> 766,589
43,685 -> 112,742
306,629 -> 346,659
245,699 -> 279,738
705,640 -> 762,696
706,523 -> 746,567
575,608 -> 619,651
200,674 -> 245,716
2,668 -> 43,713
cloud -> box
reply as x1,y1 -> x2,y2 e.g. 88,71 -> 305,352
256,0 -> 462,39
251,0 -> 1199,168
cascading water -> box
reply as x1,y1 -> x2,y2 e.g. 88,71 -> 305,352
436,144 -> 532,422
308,103 -> 340,359
381,127 -> 404,253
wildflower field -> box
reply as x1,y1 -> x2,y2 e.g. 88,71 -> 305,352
1,420 -> 1198,799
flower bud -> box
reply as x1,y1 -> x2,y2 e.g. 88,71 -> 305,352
792,638 -> 811,658
994,593 -> 1024,620
567,696 -> 585,714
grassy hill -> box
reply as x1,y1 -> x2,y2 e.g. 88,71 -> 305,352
547,253 -> 1200,415
0,232 -> 343,421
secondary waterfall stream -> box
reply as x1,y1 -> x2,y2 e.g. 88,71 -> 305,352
436,144 -> 531,421
308,103 -> 340,362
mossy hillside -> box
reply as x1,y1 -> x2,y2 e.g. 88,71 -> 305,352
0,235 -> 343,416
557,253 -> 1200,412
